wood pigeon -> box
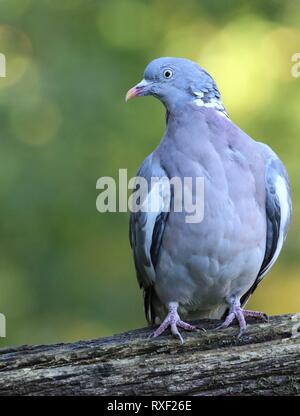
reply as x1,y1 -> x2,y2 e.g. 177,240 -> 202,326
126,57 -> 292,342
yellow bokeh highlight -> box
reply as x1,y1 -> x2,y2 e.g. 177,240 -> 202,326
0,24 -> 33,89
0,54 -> 32,89
198,17 -> 279,115
10,100 -> 62,146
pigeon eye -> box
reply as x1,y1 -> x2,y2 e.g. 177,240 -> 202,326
163,69 -> 173,79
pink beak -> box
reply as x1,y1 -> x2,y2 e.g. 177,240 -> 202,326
125,79 -> 150,102
125,86 -> 140,102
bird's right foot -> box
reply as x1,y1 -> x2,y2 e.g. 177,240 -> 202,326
217,297 -> 268,338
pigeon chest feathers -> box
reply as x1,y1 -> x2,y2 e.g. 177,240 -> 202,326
153,107 -> 267,314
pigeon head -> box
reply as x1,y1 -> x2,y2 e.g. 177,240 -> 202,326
126,57 -> 227,116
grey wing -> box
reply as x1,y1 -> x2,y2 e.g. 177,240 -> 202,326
241,143 -> 292,306
129,153 -> 171,323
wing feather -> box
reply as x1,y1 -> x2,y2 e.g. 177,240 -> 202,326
241,143 -> 292,306
129,154 -> 170,323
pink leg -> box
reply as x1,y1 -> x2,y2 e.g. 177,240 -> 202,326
217,297 -> 268,338
151,302 -> 197,344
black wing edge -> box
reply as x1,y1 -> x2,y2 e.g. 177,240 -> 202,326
240,199 -> 281,307
129,209 -> 169,325
144,211 -> 169,324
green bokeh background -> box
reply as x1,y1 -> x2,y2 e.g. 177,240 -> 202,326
0,0 -> 299,347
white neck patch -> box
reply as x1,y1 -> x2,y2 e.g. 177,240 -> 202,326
192,90 -> 229,118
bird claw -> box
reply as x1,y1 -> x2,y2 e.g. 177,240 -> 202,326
216,300 -> 268,338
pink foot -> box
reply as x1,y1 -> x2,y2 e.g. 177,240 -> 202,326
217,298 -> 268,338
150,302 -> 197,344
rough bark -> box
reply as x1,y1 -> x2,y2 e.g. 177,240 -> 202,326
0,314 -> 299,396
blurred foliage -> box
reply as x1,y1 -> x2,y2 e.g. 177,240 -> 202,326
0,0 -> 299,347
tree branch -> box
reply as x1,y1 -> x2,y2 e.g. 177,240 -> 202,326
0,314 -> 299,396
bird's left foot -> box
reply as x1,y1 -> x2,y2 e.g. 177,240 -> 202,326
217,298 -> 268,338
150,302 -> 197,344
